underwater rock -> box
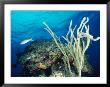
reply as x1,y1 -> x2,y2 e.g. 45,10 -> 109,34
50,71 -> 64,77
17,40 -> 92,77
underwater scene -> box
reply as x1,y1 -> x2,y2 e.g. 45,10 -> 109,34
11,10 -> 100,77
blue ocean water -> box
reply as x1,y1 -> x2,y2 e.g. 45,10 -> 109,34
11,11 -> 100,77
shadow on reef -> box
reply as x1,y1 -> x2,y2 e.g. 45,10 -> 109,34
16,40 -> 93,77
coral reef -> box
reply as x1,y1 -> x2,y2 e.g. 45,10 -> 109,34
17,39 -> 92,77
17,17 -> 99,77
17,40 -> 64,76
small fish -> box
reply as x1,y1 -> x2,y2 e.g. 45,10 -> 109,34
20,38 -> 34,45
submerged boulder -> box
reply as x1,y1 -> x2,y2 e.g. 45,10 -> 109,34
17,40 -> 92,77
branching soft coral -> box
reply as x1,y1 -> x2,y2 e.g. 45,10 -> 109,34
43,17 -> 100,77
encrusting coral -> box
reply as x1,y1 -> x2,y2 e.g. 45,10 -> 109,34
43,17 -> 100,77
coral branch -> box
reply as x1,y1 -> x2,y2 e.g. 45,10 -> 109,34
43,17 -> 100,77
